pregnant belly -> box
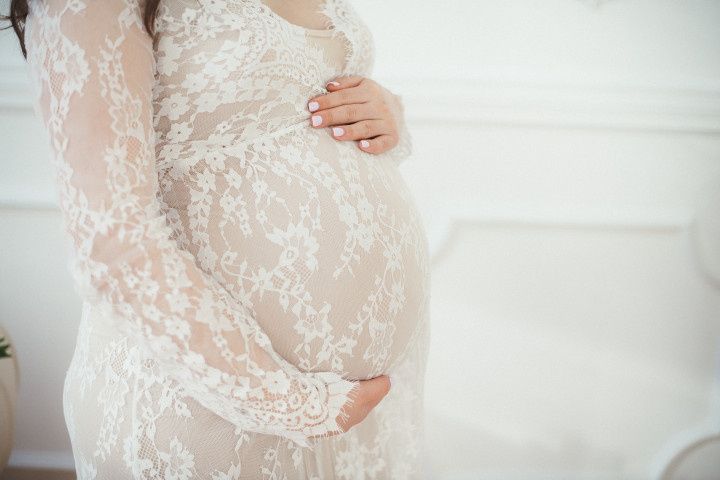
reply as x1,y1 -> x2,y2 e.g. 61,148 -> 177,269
160,123 -> 430,379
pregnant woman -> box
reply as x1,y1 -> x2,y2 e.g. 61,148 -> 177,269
8,0 -> 430,477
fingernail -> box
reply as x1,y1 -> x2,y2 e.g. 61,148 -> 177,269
332,127 -> 344,137
388,375 -> 392,387
360,140 -> 370,148
311,115 -> 322,127
308,101 -> 320,112
327,81 -> 341,87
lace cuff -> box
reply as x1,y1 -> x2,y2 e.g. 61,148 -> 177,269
300,372 -> 360,445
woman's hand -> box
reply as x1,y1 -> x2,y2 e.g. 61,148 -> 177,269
307,76 -> 404,155
310,374 -> 391,439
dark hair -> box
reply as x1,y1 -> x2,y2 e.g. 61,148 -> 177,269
1,0 -> 161,59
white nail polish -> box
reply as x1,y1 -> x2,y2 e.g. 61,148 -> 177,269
327,81 -> 341,87
332,127 -> 344,137
360,140 -> 370,148
308,101 -> 319,112
311,115 -> 322,127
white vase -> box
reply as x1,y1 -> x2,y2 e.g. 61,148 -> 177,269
0,327 -> 19,473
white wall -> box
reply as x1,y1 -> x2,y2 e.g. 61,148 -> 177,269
1,0 -> 719,477
359,1 -> 720,478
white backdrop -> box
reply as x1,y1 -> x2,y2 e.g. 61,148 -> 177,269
1,0 -> 719,478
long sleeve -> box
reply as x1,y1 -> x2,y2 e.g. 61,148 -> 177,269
24,0 -> 358,448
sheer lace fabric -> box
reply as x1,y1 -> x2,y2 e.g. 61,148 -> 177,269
25,0 -> 430,477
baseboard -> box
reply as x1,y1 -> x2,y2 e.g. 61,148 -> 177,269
6,450 -> 75,471
1,467 -> 75,480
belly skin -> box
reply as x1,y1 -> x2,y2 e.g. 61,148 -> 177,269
160,124 -> 429,379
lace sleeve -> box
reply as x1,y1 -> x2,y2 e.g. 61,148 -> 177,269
24,0 -> 359,448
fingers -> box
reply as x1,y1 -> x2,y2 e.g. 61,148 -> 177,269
330,120 -> 390,141
308,85 -> 370,113
308,76 -> 398,155
310,102 -> 378,128
358,135 -> 398,155
325,75 -> 364,91
308,77 -> 381,113
311,107 -> 398,154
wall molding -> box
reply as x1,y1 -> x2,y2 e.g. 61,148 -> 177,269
651,368 -> 720,478
0,197 -> 58,212
387,76 -> 720,134
2,64 -> 720,132
0,65 -> 715,230
425,205 -> 693,264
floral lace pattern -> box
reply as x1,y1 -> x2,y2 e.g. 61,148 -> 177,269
25,0 -> 430,477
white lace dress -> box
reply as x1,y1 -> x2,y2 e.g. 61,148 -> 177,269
24,0 -> 431,477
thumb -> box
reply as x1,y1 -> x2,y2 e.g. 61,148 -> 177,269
364,374 -> 391,406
